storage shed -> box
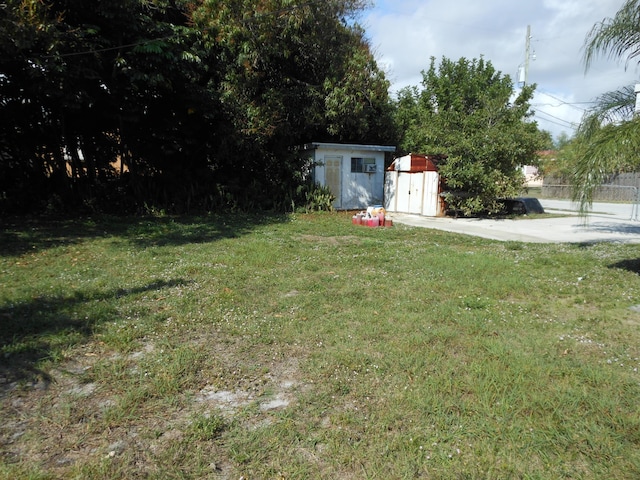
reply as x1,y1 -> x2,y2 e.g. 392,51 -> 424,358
304,142 -> 396,210
384,153 -> 447,217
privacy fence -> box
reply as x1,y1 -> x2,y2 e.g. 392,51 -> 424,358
541,173 -> 640,203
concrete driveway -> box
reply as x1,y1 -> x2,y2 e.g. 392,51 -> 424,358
389,199 -> 640,244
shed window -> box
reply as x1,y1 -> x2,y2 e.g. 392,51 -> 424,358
351,157 -> 376,173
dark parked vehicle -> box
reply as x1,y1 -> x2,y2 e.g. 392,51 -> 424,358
499,197 -> 545,215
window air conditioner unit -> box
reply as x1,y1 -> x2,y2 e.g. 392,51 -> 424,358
365,164 -> 377,173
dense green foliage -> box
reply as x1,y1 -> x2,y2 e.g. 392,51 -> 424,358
571,0 -> 640,213
0,0 -> 396,214
394,57 -> 546,216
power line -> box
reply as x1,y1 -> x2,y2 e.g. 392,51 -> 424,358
534,109 -> 577,126
532,102 -> 591,108
535,116 -> 577,130
533,109 -> 579,130
537,117 -> 577,130
537,91 -> 593,111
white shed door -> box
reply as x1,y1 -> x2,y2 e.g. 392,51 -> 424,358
408,173 -> 425,214
396,172 -> 411,213
397,173 -> 424,214
422,171 -> 440,216
324,156 -> 342,209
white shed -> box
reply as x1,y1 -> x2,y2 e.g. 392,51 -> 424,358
384,153 -> 447,217
304,142 -> 396,210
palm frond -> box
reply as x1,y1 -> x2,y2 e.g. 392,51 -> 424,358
583,0 -> 640,71
572,116 -> 640,215
590,85 -> 637,123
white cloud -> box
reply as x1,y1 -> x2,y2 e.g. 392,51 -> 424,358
364,0 -> 640,139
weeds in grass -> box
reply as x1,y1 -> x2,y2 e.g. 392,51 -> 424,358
2,212 -> 640,478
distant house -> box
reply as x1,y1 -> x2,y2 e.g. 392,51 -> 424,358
522,164 -> 541,187
528,150 -> 556,188
304,142 -> 396,210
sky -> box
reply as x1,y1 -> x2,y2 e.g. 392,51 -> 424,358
361,0 -> 640,140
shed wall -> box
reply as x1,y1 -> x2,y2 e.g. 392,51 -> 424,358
312,145 -> 389,210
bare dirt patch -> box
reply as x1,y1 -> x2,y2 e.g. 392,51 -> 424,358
0,332 -> 307,478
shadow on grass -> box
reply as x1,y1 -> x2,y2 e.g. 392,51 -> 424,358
126,213 -> 289,248
0,213 -> 290,257
609,258 -> 640,275
0,279 -> 190,387
0,213 -> 289,386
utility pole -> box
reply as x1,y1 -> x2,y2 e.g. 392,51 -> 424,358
523,25 -> 531,87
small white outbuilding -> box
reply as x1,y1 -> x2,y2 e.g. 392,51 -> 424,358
304,142 -> 396,210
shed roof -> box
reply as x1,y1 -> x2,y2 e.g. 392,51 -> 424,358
388,153 -> 447,172
304,142 -> 396,153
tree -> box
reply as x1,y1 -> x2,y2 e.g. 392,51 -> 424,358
395,56 -> 545,216
572,0 -> 640,213
0,0 -> 223,213
1,0 -> 395,214
554,132 -> 573,150
323,35 -> 397,144
192,0 -> 396,208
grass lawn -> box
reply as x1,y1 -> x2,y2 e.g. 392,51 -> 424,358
2,211 -> 640,479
